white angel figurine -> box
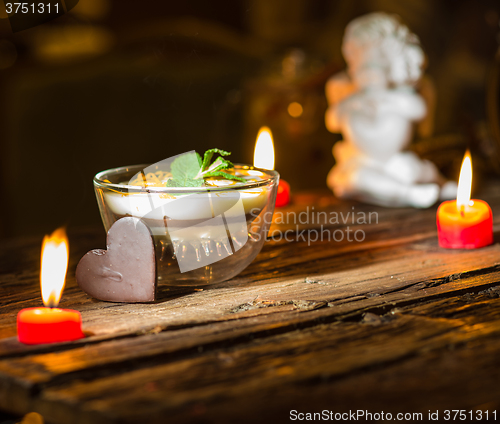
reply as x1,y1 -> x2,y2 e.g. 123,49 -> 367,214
325,12 -> 456,208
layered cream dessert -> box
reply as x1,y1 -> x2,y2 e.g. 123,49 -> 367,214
95,151 -> 276,282
104,171 -> 269,224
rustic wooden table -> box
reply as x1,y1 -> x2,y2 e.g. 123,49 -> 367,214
0,186 -> 500,424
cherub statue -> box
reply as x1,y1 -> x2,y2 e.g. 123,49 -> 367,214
325,12 -> 456,208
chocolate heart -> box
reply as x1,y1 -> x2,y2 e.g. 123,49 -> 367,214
76,217 -> 156,302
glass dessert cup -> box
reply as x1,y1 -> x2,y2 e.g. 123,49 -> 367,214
94,165 -> 278,286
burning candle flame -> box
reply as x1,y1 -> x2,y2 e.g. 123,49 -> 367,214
456,150 -> 472,211
40,228 -> 69,308
253,126 -> 275,170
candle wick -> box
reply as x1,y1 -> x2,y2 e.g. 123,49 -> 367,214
460,205 -> 465,218
46,298 -> 57,309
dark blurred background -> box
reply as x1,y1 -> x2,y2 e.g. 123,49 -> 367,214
0,0 -> 499,239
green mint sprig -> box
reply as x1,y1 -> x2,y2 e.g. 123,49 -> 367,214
166,149 -> 246,187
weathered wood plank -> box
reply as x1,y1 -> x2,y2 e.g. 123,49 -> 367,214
0,185 -> 499,423
0,240 -> 499,361
11,290 -> 499,424
0,220 -> 499,357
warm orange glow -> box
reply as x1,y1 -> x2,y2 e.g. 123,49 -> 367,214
253,126 -> 275,170
40,228 -> 69,308
288,102 -> 303,118
457,150 -> 472,210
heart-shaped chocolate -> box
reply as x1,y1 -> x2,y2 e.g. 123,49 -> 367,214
76,217 -> 156,302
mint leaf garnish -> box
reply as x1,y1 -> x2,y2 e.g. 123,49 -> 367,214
201,148 -> 230,171
169,152 -> 202,184
166,149 -> 245,187
195,157 -> 235,179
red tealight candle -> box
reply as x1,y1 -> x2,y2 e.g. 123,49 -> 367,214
437,151 -> 493,249
17,228 -> 84,345
276,180 -> 291,207
18,308 -> 83,344
254,126 -> 291,207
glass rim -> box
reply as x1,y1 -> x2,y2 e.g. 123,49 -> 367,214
94,164 -> 280,193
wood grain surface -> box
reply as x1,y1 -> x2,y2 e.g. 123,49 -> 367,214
0,186 -> 499,423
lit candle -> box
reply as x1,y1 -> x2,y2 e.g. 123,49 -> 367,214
437,151 -> 493,249
254,126 -> 290,207
17,228 -> 84,344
